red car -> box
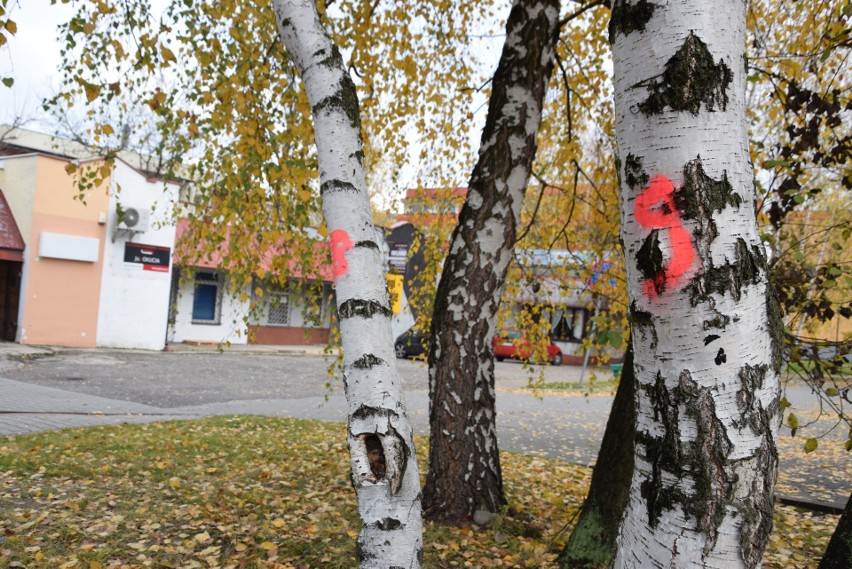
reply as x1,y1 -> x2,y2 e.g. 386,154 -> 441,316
492,329 -> 563,366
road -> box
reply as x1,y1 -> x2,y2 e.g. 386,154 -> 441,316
1,347 -> 849,510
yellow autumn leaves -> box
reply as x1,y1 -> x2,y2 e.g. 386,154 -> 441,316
1,3 -> 16,86
0,416 -> 840,568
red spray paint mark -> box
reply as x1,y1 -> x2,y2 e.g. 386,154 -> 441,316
634,175 -> 696,298
330,229 -> 354,279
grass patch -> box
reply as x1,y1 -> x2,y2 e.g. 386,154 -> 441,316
532,380 -> 618,393
786,359 -> 852,377
0,416 -> 839,568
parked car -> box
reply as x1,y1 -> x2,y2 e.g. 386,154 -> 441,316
394,327 -> 427,359
492,329 -> 563,366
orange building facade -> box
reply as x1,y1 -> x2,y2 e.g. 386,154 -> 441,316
0,151 -> 110,347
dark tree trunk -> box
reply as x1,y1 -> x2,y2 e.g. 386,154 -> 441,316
560,344 -> 635,568
819,493 -> 852,569
422,0 -> 560,524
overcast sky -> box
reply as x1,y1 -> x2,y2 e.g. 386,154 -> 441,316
0,0 -> 74,128
0,0 -> 504,197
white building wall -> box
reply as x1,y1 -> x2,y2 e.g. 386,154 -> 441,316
251,281 -> 333,328
95,160 -> 179,350
169,272 -> 250,345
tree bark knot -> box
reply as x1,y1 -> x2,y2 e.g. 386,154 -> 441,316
350,428 -> 408,495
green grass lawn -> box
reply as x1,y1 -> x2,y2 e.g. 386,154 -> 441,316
0,416 -> 839,568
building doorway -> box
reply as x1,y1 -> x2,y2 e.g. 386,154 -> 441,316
0,260 -> 22,341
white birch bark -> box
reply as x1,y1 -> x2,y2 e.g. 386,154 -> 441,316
273,2 -> 422,567
611,1 -> 782,567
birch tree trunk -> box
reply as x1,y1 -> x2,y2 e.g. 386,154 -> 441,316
423,0 -> 560,523
611,1 -> 783,567
274,2 -> 422,566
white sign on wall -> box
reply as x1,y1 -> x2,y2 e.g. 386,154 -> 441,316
38,232 -> 99,263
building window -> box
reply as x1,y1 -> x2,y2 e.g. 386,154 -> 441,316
267,292 -> 291,326
304,290 -> 324,328
551,308 -> 588,343
192,271 -> 221,324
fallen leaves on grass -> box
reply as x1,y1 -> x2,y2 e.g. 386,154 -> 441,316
0,416 -> 841,568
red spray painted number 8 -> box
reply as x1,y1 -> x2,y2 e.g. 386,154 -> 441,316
330,229 -> 354,279
634,175 -> 695,298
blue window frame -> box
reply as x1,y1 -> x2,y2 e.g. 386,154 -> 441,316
192,271 -> 220,323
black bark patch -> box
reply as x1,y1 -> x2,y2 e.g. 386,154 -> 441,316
315,44 -> 340,69
320,180 -> 359,196
649,372 -> 681,466
636,230 -> 666,295
630,302 -> 658,350
638,372 -> 683,527
312,45 -> 362,130
364,434 -> 386,480
686,238 -> 764,306
636,32 -> 733,116
351,354 -> 385,369
638,370 -> 735,547
714,348 -> 727,365
351,405 -> 399,421
735,364 -> 769,434
638,430 -> 690,528
370,517 -> 402,531
678,371 -> 734,555
703,314 -> 731,331
624,153 -> 649,191
338,298 -> 392,319
675,158 -> 742,225
739,363 -> 767,393
704,334 -> 720,346
355,537 -> 376,562
609,0 -> 656,43
614,154 -> 623,189
736,422 -> 777,566
313,80 -> 361,130
766,290 -> 785,374
354,240 -> 379,250
392,428 -> 410,495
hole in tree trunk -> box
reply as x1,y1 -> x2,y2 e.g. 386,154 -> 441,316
364,434 -> 386,480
